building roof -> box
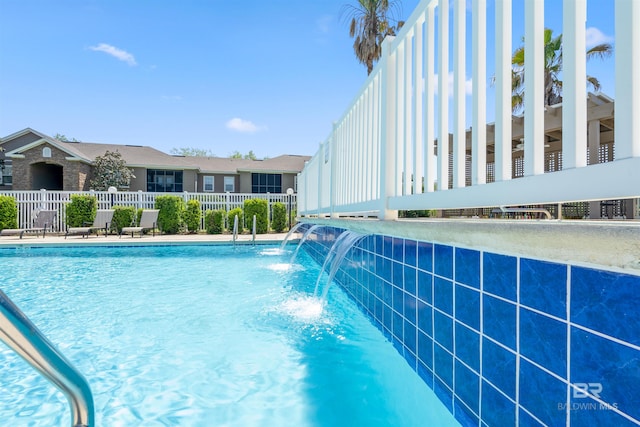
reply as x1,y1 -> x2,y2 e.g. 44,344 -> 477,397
170,154 -> 311,174
60,141 -> 197,169
237,155 -> 311,173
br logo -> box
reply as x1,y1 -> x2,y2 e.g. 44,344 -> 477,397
573,383 -> 603,399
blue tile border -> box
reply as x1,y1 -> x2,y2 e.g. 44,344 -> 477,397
482,337 -> 517,400
455,247 -> 480,289
303,225 -> 640,427
519,359 -> 567,427
483,294 -> 517,350
434,244 -> 454,279
483,252 -> 517,301
571,266 -> 640,347
570,327 -> 640,421
520,308 -> 567,378
520,258 -> 567,319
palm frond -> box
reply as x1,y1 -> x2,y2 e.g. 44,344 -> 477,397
586,43 -> 613,61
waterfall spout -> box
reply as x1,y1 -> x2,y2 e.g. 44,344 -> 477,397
313,231 -> 366,301
279,222 -> 305,251
290,225 -> 324,264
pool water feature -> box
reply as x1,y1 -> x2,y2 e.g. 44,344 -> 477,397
313,230 -> 366,301
279,222 -> 304,251
290,224 -> 323,264
0,245 -> 458,426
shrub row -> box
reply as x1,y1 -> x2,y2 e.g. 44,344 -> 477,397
0,195 -> 18,231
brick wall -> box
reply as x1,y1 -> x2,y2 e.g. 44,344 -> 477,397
11,143 -> 92,190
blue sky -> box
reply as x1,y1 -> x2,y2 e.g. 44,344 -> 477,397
0,0 -> 615,159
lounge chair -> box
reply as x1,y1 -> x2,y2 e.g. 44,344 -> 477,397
120,209 -> 159,238
65,209 -> 114,238
0,209 -> 57,239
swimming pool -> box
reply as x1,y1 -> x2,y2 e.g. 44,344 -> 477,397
0,244 -> 458,426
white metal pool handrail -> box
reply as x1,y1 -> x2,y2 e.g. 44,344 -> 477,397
0,290 -> 94,427
232,215 -> 239,246
252,215 -> 256,245
492,206 -> 552,220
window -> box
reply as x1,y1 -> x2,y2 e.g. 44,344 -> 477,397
224,176 -> 235,192
251,173 -> 281,193
0,163 -> 12,186
42,147 -> 52,158
147,170 -> 183,192
203,176 -> 214,192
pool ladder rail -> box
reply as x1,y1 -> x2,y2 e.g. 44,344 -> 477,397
0,290 -> 95,427
232,214 -> 257,246
232,215 -> 239,246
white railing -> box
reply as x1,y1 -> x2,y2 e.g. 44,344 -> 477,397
0,190 -> 297,232
298,0 -> 640,219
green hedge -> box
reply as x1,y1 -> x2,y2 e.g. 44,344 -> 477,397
0,195 -> 18,231
184,199 -> 201,233
66,195 -> 97,227
110,205 -> 138,233
244,198 -> 268,234
271,202 -> 286,233
399,209 -> 437,218
205,209 -> 225,234
155,195 -> 184,234
227,207 -> 243,232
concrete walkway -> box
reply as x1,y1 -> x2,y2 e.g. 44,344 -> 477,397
0,232 -> 292,247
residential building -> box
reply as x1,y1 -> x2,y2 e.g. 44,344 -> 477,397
0,128 -> 309,193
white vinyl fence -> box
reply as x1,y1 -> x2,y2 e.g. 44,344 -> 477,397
298,0 -> 640,219
0,190 -> 297,232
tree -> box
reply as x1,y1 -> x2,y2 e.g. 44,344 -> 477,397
170,147 -> 216,157
344,0 -> 404,75
510,28 -> 613,112
54,133 -> 79,142
229,150 -> 259,160
90,150 -> 135,190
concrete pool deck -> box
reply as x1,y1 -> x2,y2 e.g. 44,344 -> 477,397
0,232 -> 291,246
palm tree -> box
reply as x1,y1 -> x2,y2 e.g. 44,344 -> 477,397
511,28 -> 613,112
343,0 -> 404,75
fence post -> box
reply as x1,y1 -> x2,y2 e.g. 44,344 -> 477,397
266,192 -> 271,231
329,126 -> 337,218
378,36 -> 398,220
39,188 -> 46,211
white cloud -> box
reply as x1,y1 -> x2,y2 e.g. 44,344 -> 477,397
89,43 -> 137,66
585,27 -> 613,49
427,72 -> 473,96
226,118 -> 265,133
316,15 -> 332,34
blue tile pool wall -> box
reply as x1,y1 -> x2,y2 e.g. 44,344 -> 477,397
299,225 -> 640,427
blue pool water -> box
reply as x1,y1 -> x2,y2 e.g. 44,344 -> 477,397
0,245 -> 458,426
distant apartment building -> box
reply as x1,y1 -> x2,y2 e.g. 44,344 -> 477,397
0,128 -> 310,193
